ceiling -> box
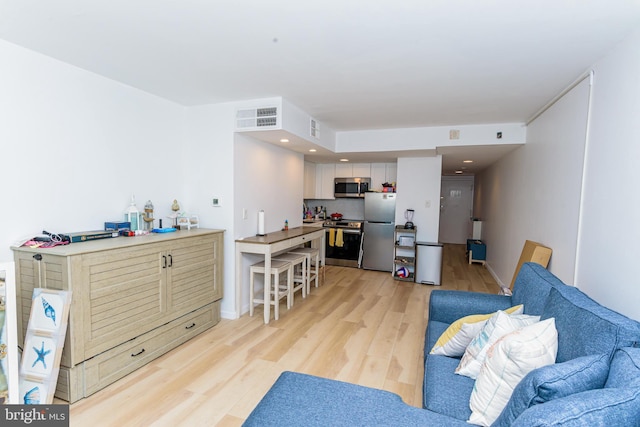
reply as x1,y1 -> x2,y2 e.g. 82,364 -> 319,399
2,1 -> 639,173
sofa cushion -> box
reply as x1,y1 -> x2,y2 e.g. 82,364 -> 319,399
541,287 -> 640,363
492,353 -> 610,427
430,305 -> 523,357
510,388 -> 640,427
469,318 -> 558,426
606,347 -> 640,389
423,354 -> 474,420
511,263 -> 565,315
456,311 -> 540,379
244,371 -> 471,427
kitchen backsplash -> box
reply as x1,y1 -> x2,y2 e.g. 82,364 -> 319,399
304,198 -> 364,220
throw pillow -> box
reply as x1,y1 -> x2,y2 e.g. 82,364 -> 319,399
468,318 -> 558,427
492,352 -> 609,427
455,310 -> 540,379
509,388 -> 640,427
430,304 -> 524,357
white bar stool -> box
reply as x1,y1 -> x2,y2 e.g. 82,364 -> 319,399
289,247 -> 321,294
249,259 -> 293,321
273,252 -> 307,303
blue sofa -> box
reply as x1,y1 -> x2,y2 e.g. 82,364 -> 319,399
244,263 -> 640,426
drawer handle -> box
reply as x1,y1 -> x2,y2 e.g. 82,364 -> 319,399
131,349 -> 145,357
33,254 -> 43,261
185,323 -> 196,329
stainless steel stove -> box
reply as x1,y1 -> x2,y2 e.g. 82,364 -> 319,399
323,220 -> 363,267
322,220 -> 363,230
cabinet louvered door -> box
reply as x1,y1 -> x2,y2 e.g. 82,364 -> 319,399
81,244 -> 167,359
166,234 -> 220,317
13,251 -> 80,367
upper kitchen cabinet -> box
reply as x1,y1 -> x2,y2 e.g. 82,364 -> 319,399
311,163 -> 335,199
335,163 -> 371,178
304,161 -> 317,199
371,163 -> 398,191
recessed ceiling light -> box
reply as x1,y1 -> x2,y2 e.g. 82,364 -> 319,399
463,160 -> 473,163
339,158 -> 349,162
280,138 -> 289,143
455,170 -> 464,174
309,149 -> 317,152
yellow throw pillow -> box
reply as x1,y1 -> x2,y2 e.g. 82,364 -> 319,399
430,305 -> 523,357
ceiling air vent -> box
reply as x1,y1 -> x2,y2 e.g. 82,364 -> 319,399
235,106 -> 279,130
310,118 -> 320,139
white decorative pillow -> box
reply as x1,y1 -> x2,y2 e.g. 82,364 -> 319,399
430,305 -> 524,357
455,310 -> 540,379
468,318 -> 558,427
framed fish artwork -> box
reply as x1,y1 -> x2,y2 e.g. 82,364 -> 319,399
0,262 -> 19,404
18,378 -> 50,405
19,288 -> 71,405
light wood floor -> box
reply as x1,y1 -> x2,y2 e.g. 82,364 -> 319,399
68,244 -> 500,426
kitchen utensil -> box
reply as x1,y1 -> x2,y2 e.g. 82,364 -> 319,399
404,209 -> 415,229
330,213 -> 343,220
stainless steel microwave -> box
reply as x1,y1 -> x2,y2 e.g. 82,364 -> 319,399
334,177 -> 371,198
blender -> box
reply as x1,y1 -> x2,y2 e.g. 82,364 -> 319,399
404,209 -> 415,229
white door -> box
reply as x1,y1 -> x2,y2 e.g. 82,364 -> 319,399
439,177 -> 474,244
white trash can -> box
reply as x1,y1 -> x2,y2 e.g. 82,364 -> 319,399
415,242 -> 443,286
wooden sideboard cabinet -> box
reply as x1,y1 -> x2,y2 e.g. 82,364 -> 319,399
12,228 -> 224,403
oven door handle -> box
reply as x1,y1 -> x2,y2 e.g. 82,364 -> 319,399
325,228 -> 362,235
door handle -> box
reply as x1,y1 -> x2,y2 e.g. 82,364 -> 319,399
168,254 -> 173,267
162,255 -> 167,268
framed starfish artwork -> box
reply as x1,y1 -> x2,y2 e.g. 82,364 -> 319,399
19,288 -> 71,404
0,262 -> 19,404
21,333 -> 58,377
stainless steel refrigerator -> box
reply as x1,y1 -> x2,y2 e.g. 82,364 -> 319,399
362,193 -> 396,271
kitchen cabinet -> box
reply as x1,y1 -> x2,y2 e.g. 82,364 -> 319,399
334,163 -> 371,178
304,161 -> 317,199
371,163 -> 398,191
12,229 -> 224,402
352,163 -> 371,177
393,226 -> 416,281
315,163 -> 336,199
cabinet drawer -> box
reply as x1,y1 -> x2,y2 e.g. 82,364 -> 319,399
84,301 -> 220,396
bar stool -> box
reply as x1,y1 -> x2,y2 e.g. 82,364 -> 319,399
249,259 -> 293,321
289,247 -> 321,293
273,252 -> 307,303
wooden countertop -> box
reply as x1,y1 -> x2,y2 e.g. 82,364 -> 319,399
12,228 -> 225,256
235,226 -> 323,245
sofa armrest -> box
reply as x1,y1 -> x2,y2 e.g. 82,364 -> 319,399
428,290 -> 513,324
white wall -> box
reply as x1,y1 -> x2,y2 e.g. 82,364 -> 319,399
0,40 -> 185,262
475,25 -> 640,322
337,123 -> 526,152
184,102 -> 237,318
475,78 -> 590,288
395,156 -> 442,243
575,27 -> 640,320
233,133 -> 305,315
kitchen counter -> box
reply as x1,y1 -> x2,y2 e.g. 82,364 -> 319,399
303,219 -> 326,227
235,226 -> 325,323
